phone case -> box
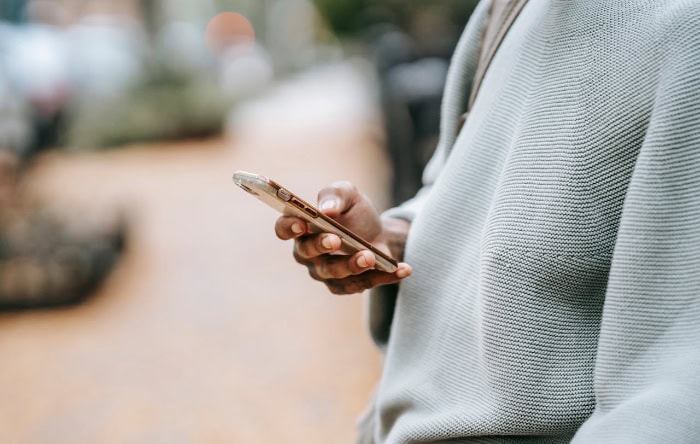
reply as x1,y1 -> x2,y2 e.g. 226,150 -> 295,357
233,171 -> 398,273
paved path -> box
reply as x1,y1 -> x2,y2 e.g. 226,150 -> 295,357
0,66 -> 391,443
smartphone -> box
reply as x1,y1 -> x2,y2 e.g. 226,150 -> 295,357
232,171 -> 398,273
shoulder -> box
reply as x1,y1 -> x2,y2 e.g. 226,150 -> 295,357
644,2 -> 700,147
657,1 -> 700,42
637,0 -> 700,85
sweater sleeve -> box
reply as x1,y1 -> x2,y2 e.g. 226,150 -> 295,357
366,143 -> 448,351
366,82 -> 455,351
572,6 -> 700,442
365,0 -> 492,351
381,132 -> 448,222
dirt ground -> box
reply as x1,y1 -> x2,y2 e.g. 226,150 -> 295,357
0,67 -> 392,443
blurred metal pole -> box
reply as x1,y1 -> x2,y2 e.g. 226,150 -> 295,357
138,0 -> 159,39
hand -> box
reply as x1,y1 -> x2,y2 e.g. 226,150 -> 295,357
275,181 -> 412,295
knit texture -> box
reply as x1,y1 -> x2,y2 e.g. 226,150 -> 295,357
360,0 -> 700,442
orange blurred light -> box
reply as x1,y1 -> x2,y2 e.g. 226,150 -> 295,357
205,12 -> 256,56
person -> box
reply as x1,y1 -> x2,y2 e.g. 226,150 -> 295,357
275,0 -> 700,442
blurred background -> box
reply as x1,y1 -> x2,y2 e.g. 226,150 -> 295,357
0,0 -> 477,442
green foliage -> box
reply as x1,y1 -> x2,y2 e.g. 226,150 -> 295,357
311,0 -> 369,36
311,0 -> 479,37
64,66 -> 232,149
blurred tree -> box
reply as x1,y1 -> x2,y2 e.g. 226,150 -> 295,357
312,0 -> 369,36
0,0 -> 26,23
65,65 -> 231,148
312,0 -> 478,45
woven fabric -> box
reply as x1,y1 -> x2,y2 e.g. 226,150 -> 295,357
361,0 -> 700,442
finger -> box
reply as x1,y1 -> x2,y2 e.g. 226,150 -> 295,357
318,182 -> 382,240
275,216 -> 307,240
326,263 -> 413,295
314,250 -> 376,280
294,233 -> 341,260
317,181 -> 358,217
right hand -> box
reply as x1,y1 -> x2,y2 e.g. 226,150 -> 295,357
274,181 -> 412,295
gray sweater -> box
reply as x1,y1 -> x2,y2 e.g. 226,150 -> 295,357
359,0 -> 700,442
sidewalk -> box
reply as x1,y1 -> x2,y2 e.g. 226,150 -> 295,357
0,64 -> 390,443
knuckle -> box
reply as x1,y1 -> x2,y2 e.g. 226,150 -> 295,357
275,217 -> 295,239
349,274 -> 373,294
294,241 -> 318,265
316,235 -> 327,252
319,181 -> 356,203
307,263 -> 322,281
274,221 -> 287,239
347,282 -> 363,294
340,258 -> 359,278
293,243 -> 305,262
315,260 -> 329,279
323,256 -> 351,279
331,180 -> 355,193
326,281 -> 346,295
348,257 -> 363,275
296,237 -> 315,259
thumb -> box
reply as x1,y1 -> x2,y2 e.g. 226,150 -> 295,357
317,181 -> 358,218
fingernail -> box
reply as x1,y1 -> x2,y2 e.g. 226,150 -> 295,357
291,223 -> 303,234
357,255 -> 368,268
396,266 -> 411,278
321,235 -> 333,250
320,199 -> 338,211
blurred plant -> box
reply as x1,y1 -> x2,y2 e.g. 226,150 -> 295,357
0,204 -> 125,309
311,0 -> 372,37
64,64 -> 232,149
63,0 -> 275,149
312,0 -> 477,44
0,144 -> 125,309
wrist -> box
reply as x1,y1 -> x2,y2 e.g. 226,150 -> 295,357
380,217 -> 411,262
